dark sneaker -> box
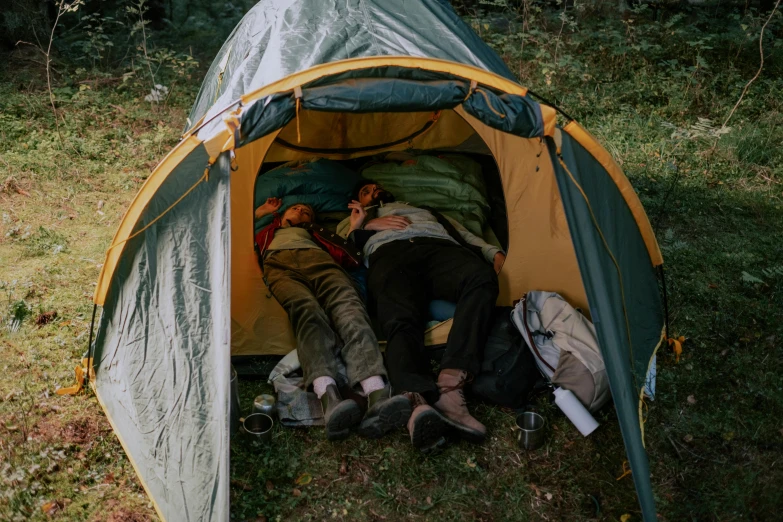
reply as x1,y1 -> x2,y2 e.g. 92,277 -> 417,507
405,392 -> 448,451
320,384 -> 362,441
358,386 -> 412,438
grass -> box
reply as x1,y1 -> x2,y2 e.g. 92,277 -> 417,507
1,3 -> 783,521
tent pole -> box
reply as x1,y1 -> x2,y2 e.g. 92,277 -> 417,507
526,89 -> 576,122
658,265 -> 670,340
86,303 -> 97,382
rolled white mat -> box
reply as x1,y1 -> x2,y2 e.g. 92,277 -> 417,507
553,387 -> 599,437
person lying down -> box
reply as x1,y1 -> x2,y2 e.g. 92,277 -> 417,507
253,197 -> 411,441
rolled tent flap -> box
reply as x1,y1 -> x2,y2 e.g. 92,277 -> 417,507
91,148 -> 232,522
548,131 -> 664,521
237,78 -> 544,148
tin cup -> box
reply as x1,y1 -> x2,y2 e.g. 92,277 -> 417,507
515,411 -> 546,451
253,394 -> 276,417
241,413 -> 274,443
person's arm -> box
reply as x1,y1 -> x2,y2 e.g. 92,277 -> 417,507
254,197 -> 283,220
347,200 -> 367,234
337,214 -> 377,247
444,215 -> 506,272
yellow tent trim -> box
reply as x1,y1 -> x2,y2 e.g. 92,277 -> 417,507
91,381 -> 167,522
562,121 -> 664,267
93,135 -> 202,304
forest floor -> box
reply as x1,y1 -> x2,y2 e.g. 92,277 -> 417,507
1,5 -> 782,521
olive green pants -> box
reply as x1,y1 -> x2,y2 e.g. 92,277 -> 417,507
263,248 -> 385,388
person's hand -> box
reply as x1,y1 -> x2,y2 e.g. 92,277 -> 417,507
364,215 -> 411,231
348,200 -> 366,232
493,252 -> 506,274
255,197 -> 283,219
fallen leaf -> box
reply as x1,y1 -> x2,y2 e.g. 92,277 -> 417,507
426,496 -> 432,505
667,336 -> 684,363
687,395 -> 697,405
265,480 -> 274,491
41,500 -> 60,516
529,483 -> 542,497
466,458 -> 476,469
707,283 -> 718,289
683,434 -> 694,443
339,455 -> 348,475
295,472 -> 312,486
620,514 -> 631,522
292,488 -> 301,497
230,479 -> 253,491
779,427 -> 783,437
723,431 -> 735,441
616,461 -> 632,481
35,311 -> 57,327
545,492 -> 553,501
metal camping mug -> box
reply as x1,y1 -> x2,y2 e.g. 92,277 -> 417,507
253,394 -> 276,417
515,411 -> 546,450
241,413 -> 274,443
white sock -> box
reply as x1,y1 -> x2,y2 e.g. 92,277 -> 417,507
359,375 -> 385,396
312,376 -> 337,399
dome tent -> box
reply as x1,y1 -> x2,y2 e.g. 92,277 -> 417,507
90,1 -> 665,520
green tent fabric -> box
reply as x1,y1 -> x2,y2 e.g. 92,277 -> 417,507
93,149 -> 232,521
91,1 -> 664,520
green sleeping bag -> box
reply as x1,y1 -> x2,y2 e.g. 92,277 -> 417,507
360,154 -> 489,236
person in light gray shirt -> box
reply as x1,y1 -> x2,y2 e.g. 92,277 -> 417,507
337,181 -> 505,451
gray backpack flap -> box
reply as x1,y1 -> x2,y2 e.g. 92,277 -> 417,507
511,291 -> 610,412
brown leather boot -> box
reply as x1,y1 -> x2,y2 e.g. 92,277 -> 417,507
433,369 -> 486,443
405,392 -> 447,452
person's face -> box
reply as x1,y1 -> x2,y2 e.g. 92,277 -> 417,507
281,204 -> 314,226
358,183 -> 394,207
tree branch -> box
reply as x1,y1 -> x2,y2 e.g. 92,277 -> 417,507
721,0 -> 782,130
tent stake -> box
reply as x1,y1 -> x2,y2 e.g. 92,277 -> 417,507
658,265 -> 670,340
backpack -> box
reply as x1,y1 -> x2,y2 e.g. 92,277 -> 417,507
469,306 -> 541,409
511,292 -> 610,412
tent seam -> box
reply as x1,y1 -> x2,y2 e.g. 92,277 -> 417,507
557,156 -> 640,395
